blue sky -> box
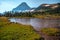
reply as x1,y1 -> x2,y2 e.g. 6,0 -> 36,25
0,0 -> 60,13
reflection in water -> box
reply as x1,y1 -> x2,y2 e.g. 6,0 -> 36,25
9,18 -> 60,31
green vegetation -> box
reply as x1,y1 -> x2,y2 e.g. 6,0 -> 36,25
1,11 -> 60,18
0,10 -> 60,40
40,28 -> 60,36
0,17 -> 40,40
0,23 -> 40,40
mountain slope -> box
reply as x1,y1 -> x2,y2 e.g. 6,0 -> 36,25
35,3 -> 60,12
12,2 -> 31,12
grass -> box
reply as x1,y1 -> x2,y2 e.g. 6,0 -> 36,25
33,14 -> 60,19
0,17 -> 9,22
0,17 -> 40,40
40,28 -> 60,36
0,16 -> 60,40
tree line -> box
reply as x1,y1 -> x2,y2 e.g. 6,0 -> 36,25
0,10 -> 60,17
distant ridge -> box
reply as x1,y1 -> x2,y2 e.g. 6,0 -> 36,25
35,3 -> 60,12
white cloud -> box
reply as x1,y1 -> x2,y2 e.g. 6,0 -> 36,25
0,1 -> 17,13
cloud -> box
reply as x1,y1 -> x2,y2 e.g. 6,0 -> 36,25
0,1 -> 17,13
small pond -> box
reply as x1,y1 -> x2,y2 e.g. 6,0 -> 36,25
9,18 -> 60,31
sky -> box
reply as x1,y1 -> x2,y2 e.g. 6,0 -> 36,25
0,0 -> 60,13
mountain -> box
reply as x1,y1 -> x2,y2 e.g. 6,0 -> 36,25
12,2 -> 31,12
12,3 -> 60,12
35,3 -> 60,12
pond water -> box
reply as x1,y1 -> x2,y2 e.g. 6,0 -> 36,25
9,18 -> 60,31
